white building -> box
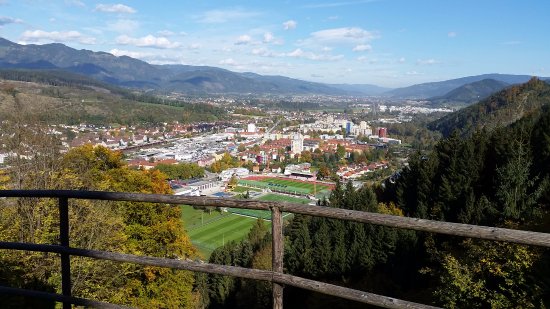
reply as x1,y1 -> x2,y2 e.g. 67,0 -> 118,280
291,133 -> 304,155
219,167 -> 250,181
247,123 -> 256,133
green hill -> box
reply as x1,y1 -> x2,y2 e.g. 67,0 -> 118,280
0,75 -> 226,125
428,78 -> 509,107
428,78 -> 550,137
0,37 -> 351,95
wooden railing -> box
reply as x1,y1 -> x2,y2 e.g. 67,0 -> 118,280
1,190 -> 550,309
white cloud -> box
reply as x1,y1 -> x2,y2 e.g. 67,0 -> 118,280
398,57 -> 406,63
219,58 -> 239,66
406,71 -> 422,75
448,31 -> 457,38
108,19 -> 139,33
283,20 -> 297,30
311,27 -> 378,42
327,16 -> 339,20
285,48 -> 343,61
235,34 -> 252,45
20,30 -> 96,44
352,44 -> 372,52
286,48 -> 304,58
95,4 -> 136,14
0,16 -> 23,26
196,9 -> 260,23
263,32 -> 274,43
116,34 -> 180,49
157,30 -> 175,36
188,43 -> 201,50
110,48 -> 152,59
110,49 -> 187,64
416,58 -> 439,65
357,56 -> 368,62
322,46 -> 332,52
252,47 -> 279,57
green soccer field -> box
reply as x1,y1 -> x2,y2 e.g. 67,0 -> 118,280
239,177 -> 331,195
182,205 -> 275,259
258,193 -> 311,204
180,192 -> 306,259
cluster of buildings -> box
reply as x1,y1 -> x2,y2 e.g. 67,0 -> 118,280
299,116 -> 401,145
336,162 -> 389,180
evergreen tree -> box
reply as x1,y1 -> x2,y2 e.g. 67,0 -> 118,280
311,219 -> 332,276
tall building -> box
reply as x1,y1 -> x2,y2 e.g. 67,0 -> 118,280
247,123 -> 256,133
346,121 -> 354,134
291,133 -> 304,154
378,127 -> 387,138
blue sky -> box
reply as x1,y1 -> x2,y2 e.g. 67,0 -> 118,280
0,0 -> 549,87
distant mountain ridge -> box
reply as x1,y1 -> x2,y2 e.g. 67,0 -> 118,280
428,79 -> 510,106
1,37 -> 549,97
384,74 -> 549,99
428,78 -> 550,137
0,37 -> 356,95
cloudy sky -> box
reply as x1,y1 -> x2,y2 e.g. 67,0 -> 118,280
0,0 -> 549,87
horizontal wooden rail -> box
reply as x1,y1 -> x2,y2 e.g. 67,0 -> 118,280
2,190 -> 550,248
0,241 -> 437,309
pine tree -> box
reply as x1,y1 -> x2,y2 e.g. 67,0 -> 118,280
311,219 -> 332,276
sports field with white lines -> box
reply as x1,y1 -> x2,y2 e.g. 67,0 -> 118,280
182,193 -> 308,258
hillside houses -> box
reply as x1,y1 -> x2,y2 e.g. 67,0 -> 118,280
337,162 -> 389,180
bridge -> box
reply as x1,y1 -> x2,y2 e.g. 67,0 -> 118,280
1,190 -> 549,308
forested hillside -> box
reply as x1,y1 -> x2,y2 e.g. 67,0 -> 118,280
428,78 -> 509,107
391,102 -> 550,307
429,77 -> 550,137
0,76 -> 226,125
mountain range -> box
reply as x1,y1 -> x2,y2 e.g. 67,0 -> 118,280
1,37 -> 548,100
384,74 -> 546,99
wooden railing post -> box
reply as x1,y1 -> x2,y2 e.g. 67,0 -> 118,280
271,206 -> 283,309
59,197 -> 71,309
